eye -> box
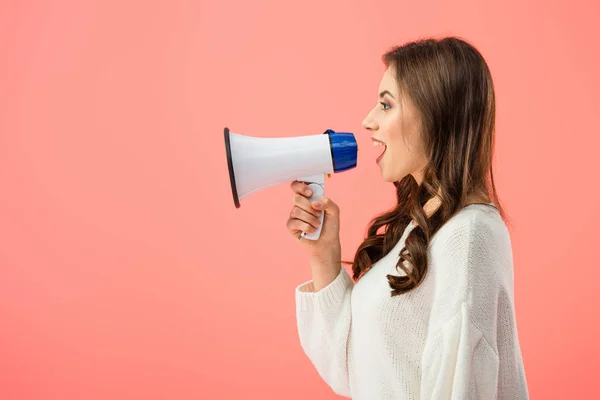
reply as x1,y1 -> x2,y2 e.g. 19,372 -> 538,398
380,101 -> 391,111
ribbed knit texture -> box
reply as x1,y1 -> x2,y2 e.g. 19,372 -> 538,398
295,204 -> 529,399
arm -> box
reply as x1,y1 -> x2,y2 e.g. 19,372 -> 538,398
295,260 -> 353,398
420,212 -> 529,399
420,302 -> 501,399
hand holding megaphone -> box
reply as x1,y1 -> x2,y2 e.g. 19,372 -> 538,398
224,127 -> 358,241
287,181 -> 341,251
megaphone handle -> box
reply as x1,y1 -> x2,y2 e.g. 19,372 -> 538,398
300,182 -> 325,241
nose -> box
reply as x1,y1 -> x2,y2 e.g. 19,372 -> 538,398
362,107 -> 378,131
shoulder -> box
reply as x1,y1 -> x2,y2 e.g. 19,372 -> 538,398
432,204 -> 509,250
428,204 -> 514,296
431,204 -> 511,265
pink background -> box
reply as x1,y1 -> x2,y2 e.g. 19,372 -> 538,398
1,0 -> 599,398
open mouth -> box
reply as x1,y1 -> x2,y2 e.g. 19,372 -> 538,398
372,137 -> 387,163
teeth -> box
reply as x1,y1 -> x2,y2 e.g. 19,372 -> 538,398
372,141 -> 385,146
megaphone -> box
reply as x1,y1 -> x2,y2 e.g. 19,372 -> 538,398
224,127 -> 358,240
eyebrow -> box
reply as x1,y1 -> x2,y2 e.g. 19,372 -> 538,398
379,90 -> 395,99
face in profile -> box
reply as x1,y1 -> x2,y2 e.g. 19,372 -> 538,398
362,66 -> 428,184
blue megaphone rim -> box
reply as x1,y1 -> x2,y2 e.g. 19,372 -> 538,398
323,129 -> 358,172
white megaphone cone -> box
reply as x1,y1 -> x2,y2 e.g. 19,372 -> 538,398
224,127 -> 358,240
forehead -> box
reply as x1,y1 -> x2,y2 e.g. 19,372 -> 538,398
379,66 -> 399,96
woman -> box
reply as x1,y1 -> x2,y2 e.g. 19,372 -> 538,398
287,36 -> 529,399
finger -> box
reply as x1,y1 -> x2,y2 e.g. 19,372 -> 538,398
286,218 -> 317,234
290,206 -> 322,229
290,180 -> 313,197
293,194 -> 321,218
310,196 -> 339,217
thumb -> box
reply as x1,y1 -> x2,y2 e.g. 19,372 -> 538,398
311,197 -> 339,217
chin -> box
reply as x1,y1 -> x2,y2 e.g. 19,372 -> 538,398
380,168 -> 405,183
378,163 -> 403,182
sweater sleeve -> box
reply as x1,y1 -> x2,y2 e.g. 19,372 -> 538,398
420,211 -> 529,399
295,266 -> 354,398
420,302 -> 500,399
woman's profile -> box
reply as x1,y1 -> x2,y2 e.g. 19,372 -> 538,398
287,36 -> 529,399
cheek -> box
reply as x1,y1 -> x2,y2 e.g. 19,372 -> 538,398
387,136 -> 411,163
389,121 -> 422,158
385,136 -> 423,179
380,113 -> 420,167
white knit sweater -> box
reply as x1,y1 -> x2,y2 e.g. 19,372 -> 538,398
295,204 -> 529,399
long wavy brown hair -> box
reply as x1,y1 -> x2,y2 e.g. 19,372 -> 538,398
341,36 -> 510,296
